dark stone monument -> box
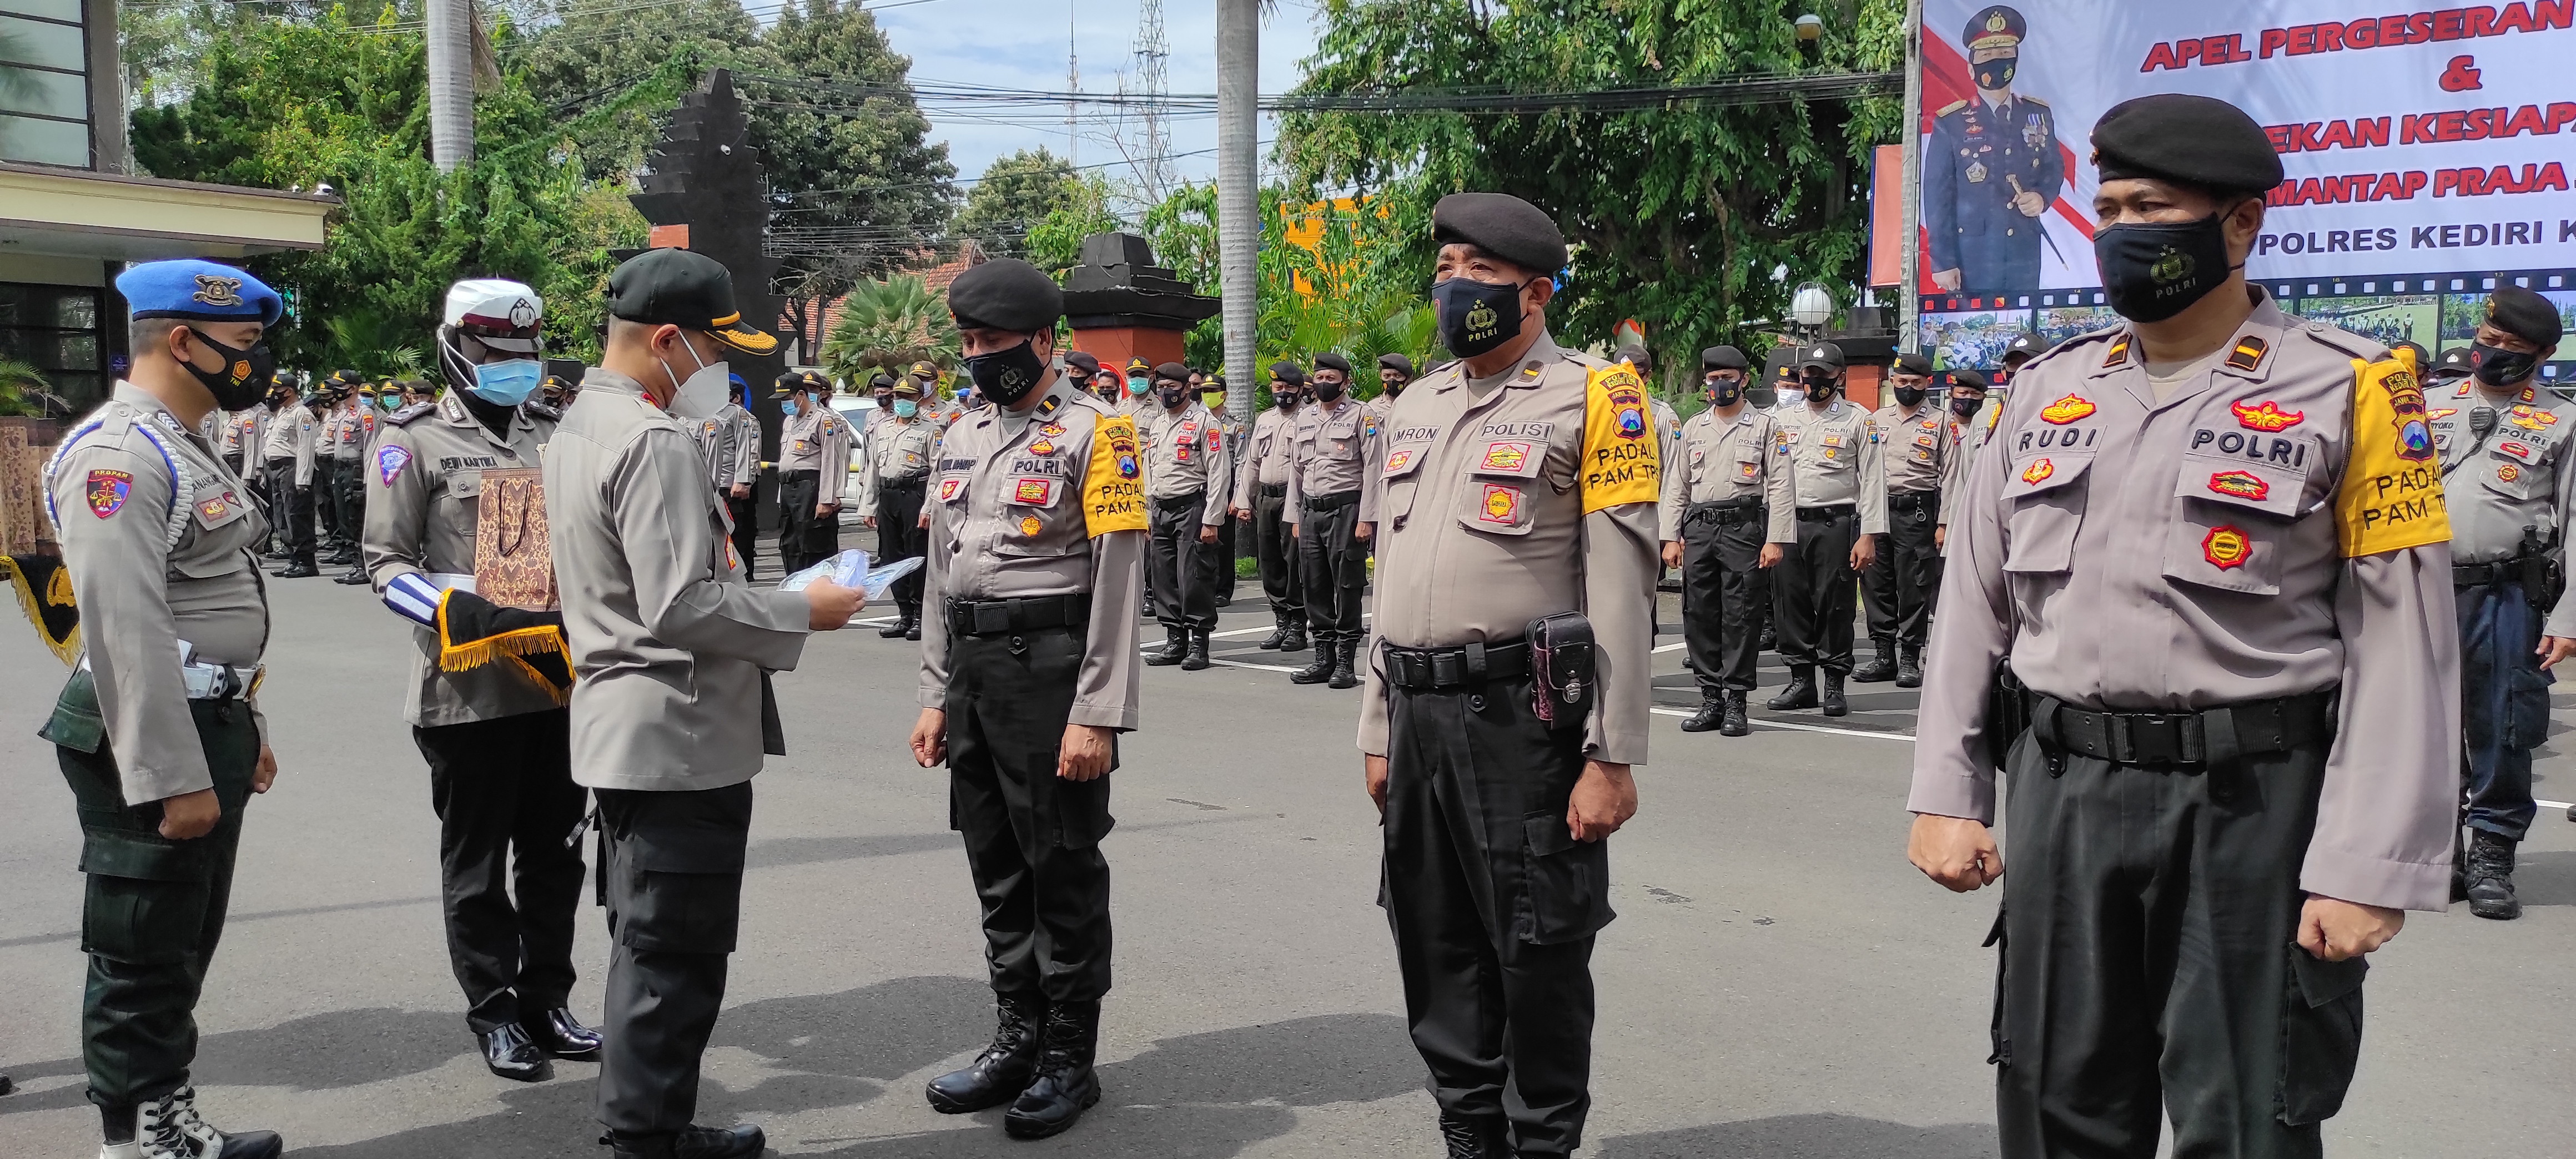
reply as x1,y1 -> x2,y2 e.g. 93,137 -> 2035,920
1060,232 -> 1220,371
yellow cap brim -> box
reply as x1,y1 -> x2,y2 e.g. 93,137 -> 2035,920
708,322 -> 778,356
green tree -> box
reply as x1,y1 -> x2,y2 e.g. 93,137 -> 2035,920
954,148 -> 1077,259
818,274 -> 957,389
506,0 -> 761,183
1022,174 -> 1125,278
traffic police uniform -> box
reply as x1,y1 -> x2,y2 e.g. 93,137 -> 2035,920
546,250 -> 803,1159
1924,5 -> 2063,294
917,259 -> 1146,1140
1768,343 -> 1888,714
773,370 -> 850,574
2431,286 -> 2569,919
1287,354 -> 1371,687
1140,362 -> 1233,669
1360,193 -> 1659,1159
1661,346 -> 1794,734
45,260 -> 286,1159
1860,352 -> 1951,686
329,385 -> 373,560
1911,95 -> 2459,1159
857,377 -> 938,638
1235,367 -> 1309,650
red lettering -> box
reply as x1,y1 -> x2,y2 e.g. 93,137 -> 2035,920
2290,23 -> 2318,53
2261,27 -> 2289,57
2470,5 -> 2501,36
2403,170 -> 2429,198
2382,14 -> 2412,44
2410,12 -> 2436,41
2552,103 -> 2576,133
2437,109 -> 2468,139
2347,17 -> 2378,47
2542,1 -> 2575,33
2317,21 -> 2346,50
2372,172 -> 2407,200
2141,41 -> 2181,71
2434,9 -> 2467,39
2467,107 -> 2493,138
2358,116 -> 2391,147
2539,161 -> 2569,191
2435,169 -> 2462,196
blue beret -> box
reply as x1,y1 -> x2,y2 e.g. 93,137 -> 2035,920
117,260 -> 282,327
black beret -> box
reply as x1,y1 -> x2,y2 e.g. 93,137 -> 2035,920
1948,368 -> 1990,390
2091,94 -> 2283,196
2003,331 -> 2046,361
1795,341 -> 1847,370
1311,351 -> 1352,375
1153,361 -> 1190,384
1377,353 -> 1415,377
1064,351 -> 1100,376
2433,345 -> 2477,376
1269,361 -> 1306,385
869,372 -> 896,389
2389,340 -> 2429,370
1431,193 -> 1567,276
1701,345 -> 1748,371
1895,351 -> 1935,376
2486,285 -> 2564,347
946,258 -> 1064,331
1614,345 -> 1652,372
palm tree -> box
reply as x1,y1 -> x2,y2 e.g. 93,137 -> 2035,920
0,355 -> 64,417
818,274 -> 960,390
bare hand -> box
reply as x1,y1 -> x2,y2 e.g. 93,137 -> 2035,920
1758,543 -> 1785,568
2011,190 -> 2047,217
1355,521 -> 1374,541
1934,525 -> 1948,551
1567,760 -> 1637,842
815,503 -> 835,518
2298,896 -> 2404,961
862,516 -> 877,528
1058,723 -> 1114,782
804,578 -> 865,630
1660,541 -> 1683,569
1850,533 -> 1878,572
252,745 -> 278,793
1930,268 -> 1963,292
910,708 -> 947,767
917,511 -> 930,529
159,788 -> 221,840
1908,813 -> 2001,891
730,483 -> 751,499
1199,524 -> 1219,543
2539,636 -> 2576,671
1286,522 -> 1297,537
1363,753 -> 1389,815
1231,505 -> 1249,521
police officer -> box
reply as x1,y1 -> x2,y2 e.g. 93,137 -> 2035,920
1663,345 -> 1793,735
1934,367 -> 1993,553
361,279 -> 601,1081
2432,286 -> 2568,920
312,374 -> 347,557
1204,374 -> 1246,606
46,259 -> 288,1159
1112,356 -> 1155,418
550,249 -> 863,1159
263,387 -> 325,577
252,375 -> 297,559
712,374 -> 763,583
907,258 -> 1146,1140
540,372 -> 579,411
328,372 -> 371,562
2427,343 -> 2476,389
772,369 -> 848,573
1064,352 -> 1102,403
1359,353 -> 1411,483
1360,193 -> 1654,1159
1141,361 -> 1232,670
1908,94 -> 2458,1159
1996,329 -> 2042,388
1769,342 -> 1885,716
857,374 -> 937,639
1235,365 -> 1309,651
1288,352 -> 1371,687
1858,351 -> 1949,687
1924,5 -> 2062,294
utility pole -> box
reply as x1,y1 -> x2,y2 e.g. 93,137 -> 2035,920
1131,0 -> 1174,200
426,0 -> 474,171
1215,0 -> 1256,416
1066,3 -> 1079,168
1896,0 -> 1923,351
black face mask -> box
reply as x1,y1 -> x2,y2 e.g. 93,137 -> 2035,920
2471,341 -> 2542,387
1802,372 -> 1839,400
1894,386 -> 1927,407
1158,385 -> 1190,409
1704,376 -> 1742,406
179,328 -> 275,411
1432,276 -> 1530,357
963,337 -> 1046,406
1274,389 -> 1299,410
1975,53 -> 2017,92
1951,394 -> 1985,419
2095,211 -> 2236,323
1382,376 -> 1407,396
1311,378 -> 1346,403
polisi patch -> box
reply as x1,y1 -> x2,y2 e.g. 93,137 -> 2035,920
2230,400 -> 2304,432
1482,441 -> 1533,472
376,443 -> 412,485
86,469 -> 132,518
2040,394 -> 2096,425
2207,470 -> 2270,501
2202,525 -> 2253,570
2499,440 -> 2534,460
1478,483 -> 1522,525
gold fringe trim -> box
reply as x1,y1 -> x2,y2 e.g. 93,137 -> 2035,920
433,588 -> 568,674
0,556 -> 80,667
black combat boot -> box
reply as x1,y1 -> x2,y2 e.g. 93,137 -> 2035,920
1894,642 -> 1923,688
1327,637 -> 1360,688
608,1124 -> 765,1159
1679,697 -> 1725,732
1258,612 -> 1291,649
1757,623 -> 1777,652
1437,1111 -> 1511,1158
1766,668 -> 1817,711
2464,829 -> 2522,920
1145,626 -> 1188,666
904,611 -> 922,641
522,1007 -> 602,1061
879,605 -> 910,637
1003,999 -> 1102,1139
1852,636 -> 1896,682
1278,617 -> 1309,653
1181,629 -> 1212,671
1290,633 -> 1336,684
1821,671 -> 1850,717
1718,689 -> 1751,736
925,990 -> 1046,1113
270,558 -> 319,579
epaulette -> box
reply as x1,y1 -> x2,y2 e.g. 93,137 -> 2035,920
2295,319 -> 2389,364
2019,95 -> 2050,108
2013,324 -> 2111,374
522,400 -> 564,421
1935,98 -> 1969,116
386,402 -> 438,426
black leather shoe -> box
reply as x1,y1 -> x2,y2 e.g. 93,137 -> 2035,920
481,1023 -> 553,1082
1145,627 -> 1188,666
1214,592 -> 1231,607
1821,672 -> 1849,717
905,618 -> 922,641
1278,619 -> 1309,653
1003,1000 -> 1102,1140
879,614 -> 910,638
333,568 -> 369,585
1765,670 -> 1817,711
1437,1111 -> 1511,1158
1757,625 -> 1777,652
323,549 -> 358,566
2465,830 -> 2522,920
925,990 -> 1045,1114
1327,638 -> 1360,689
1181,630 -> 1211,671
1257,613 -> 1290,649
1894,643 -> 1923,688
1852,640 -> 1896,683
1679,699 -> 1725,732
607,1123 -> 766,1159
1718,689 -> 1751,737
523,1007 -> 601,1061
1289,636 -> 1335,684
0,1071 -> 11,1096
270,561 -> 319,579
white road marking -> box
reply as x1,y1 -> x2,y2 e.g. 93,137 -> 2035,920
1651,704 -> 1914,742
1653,642 -> 1687,653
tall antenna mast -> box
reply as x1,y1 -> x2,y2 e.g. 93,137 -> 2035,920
1132,0 -> 1172,199
1066,2 -> 1079,168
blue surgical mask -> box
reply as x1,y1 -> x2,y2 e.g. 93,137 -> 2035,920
469,359 -> 542,406
893,400 -> 918,419
1127,375 -> 1150,396
783,397 -> 801,417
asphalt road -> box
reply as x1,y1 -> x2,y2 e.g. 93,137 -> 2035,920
2,562 -> 2571,1157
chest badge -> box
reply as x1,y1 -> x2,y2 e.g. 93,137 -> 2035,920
2207,470 -> 2269,500
2020,458 -> 2055,484
2230,400 -> 2303,432
2509,405 -> 2558,431
1018,515 -> 1043,536
2498,440 -> 2534,460
2429,408 -> 2458,420
1040,422 -> 1065,438
376,444 -> 412,485
1028,440 -> 1055,456
1478,483 -> 1522,525
1481,441 -> 1532,471
938,477 -> 964,501
1965,159 -> 1989,184
1737,459 -> 1760,480
198,495 -> 231,521
2499,463 -> 2522,483
2202,525 -> 2253,570
85,469 -> 132,518
2039,395 -> 2096,425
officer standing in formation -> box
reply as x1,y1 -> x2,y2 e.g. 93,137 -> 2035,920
1288,351 -> 1369,688
1663,345 -> 1793,735
1203,373 -> 1246,605
1933,367 -> 1991,553
711,374 -> 763,583
1857,351 -> 1948,687
1111,357 -> 1154,418
1360,193 -> 1653,1159
260,377 -> 323,577
2432,286 -> 2568,920
1235,364 -> 1309,652
772,369 -> 850,574
2428,343 -> 2476,389
1923,4 -> 2062,294
327,373 -> 374,571
857,374 -> 938,640
907,258 -> 1146,1141
46,259 -> 289,1159
548,248 -> 864,1159
1908,94 -> 2457,1159
1768,341 -> 1885,717
361,278 -> 601,1082
1140,361 -> 1232,671
1359,353 -> 1413,478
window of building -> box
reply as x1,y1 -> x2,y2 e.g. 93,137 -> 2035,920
1,283 -> 104,413
0,0 -> 91,169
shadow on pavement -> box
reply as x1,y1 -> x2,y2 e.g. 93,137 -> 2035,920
1096,1012 -> 1418,1107
744,833 -> 961,871
1591,1113 -> 1998,1158
0,1006 -> 468,1116
2516,850 -> 2576,906
802,1102 -> 1299,1158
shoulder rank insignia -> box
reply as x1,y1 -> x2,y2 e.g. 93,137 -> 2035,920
2039,394 -> 2096,425
2102,335 -> 2132,368
2230,400 -> 2303,432
2224,336 -> 2268,372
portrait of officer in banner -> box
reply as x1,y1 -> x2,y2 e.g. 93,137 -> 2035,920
1925,5 -> 2064,295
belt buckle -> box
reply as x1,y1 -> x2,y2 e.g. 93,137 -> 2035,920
2114,713 -> 2195,764
974,603 -> 1012,635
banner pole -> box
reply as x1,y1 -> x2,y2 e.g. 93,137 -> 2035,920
1898,0 -> 1924,353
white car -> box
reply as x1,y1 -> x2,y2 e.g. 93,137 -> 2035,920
829,395 -> 877,507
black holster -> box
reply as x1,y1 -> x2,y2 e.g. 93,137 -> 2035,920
1986,659 -> 2031,773
1528,612 -> 1596,730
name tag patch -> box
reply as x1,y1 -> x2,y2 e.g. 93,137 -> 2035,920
1012,456 -> 1064,476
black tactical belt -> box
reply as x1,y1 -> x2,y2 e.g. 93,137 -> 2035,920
1888,489 -> 1939,511
1302,488 -> 1361,512
946,594 -> 1092,638
1153,490 -> 1206,508
2027,688 -> 2334,767
1258,483 -> 1287,498
781,468 -> 819,480
1687,498 -> 1763,525
1384,638 -> 1532,691
883,475 -> 928,491
2453,558 -> 2531,587
1795,504 -> 1856,522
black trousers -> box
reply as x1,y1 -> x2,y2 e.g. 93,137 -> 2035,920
726,490 -> 759,583
1774,506 -> 1859,675
596,782 -> 752,1136
48,679 -> 258,1110
1215,498 -> 1239,601
1253,487 -> 1304,617
332,455 -> 365,543
776,470 -> 822,575
1382,676 -> 1610,1158
945,626 -> 1115,1001
1866,490 -> 1942,649
1149,492 -> 1221,632
875,478 -> 929,615
2458,577 -> 2547,839
414,709 -> 587,1034
264,458 -> 315,564
1994,727 -> 2360,1159
311,457 -> 339,541
1298,493 -> 1366,642
1679,507 -> 1769,694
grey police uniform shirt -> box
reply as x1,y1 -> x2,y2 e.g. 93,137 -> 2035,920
333,403 -> 370,461
916,376 -> 1148,730
1144,400 -> 1234,525
546,368 -> 814,792
1939,394 -> 2010,536
2431,378 -> 2576,633
1910,290 -> 2462,911
1874,401 -> 1951,494
856,416 -> 937,513
778,405 -> 852,476
1286,397 -> 1369,512
361,391 -> 564,727
1233,405 -> 1299,511
1775,397 -> 1891,533
688,403 -> 759,492
261,404 -> 320,485
1359,330 -> 1661,765
1658,406 -> 1797,545
1651,396 -> 1684,487
48,384 -> 271,805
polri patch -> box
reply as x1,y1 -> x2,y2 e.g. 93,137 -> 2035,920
376,443 -> 412,485
2202,525 -> 2253,570
2230,400 -> 2303,432
2039,395 -> 2096,425
1478,483 -> 1522,526
2207,470 -> 2269,501
86,469 -> 132,518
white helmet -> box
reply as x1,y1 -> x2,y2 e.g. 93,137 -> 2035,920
442,279 -> 543,352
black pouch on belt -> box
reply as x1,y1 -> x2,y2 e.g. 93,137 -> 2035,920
1528,612 -> 1596,730
1985,658 -> 2030,772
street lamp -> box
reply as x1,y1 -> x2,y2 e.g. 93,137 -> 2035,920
1789,281 -> 1835,335
1794,13 -> 1824,42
